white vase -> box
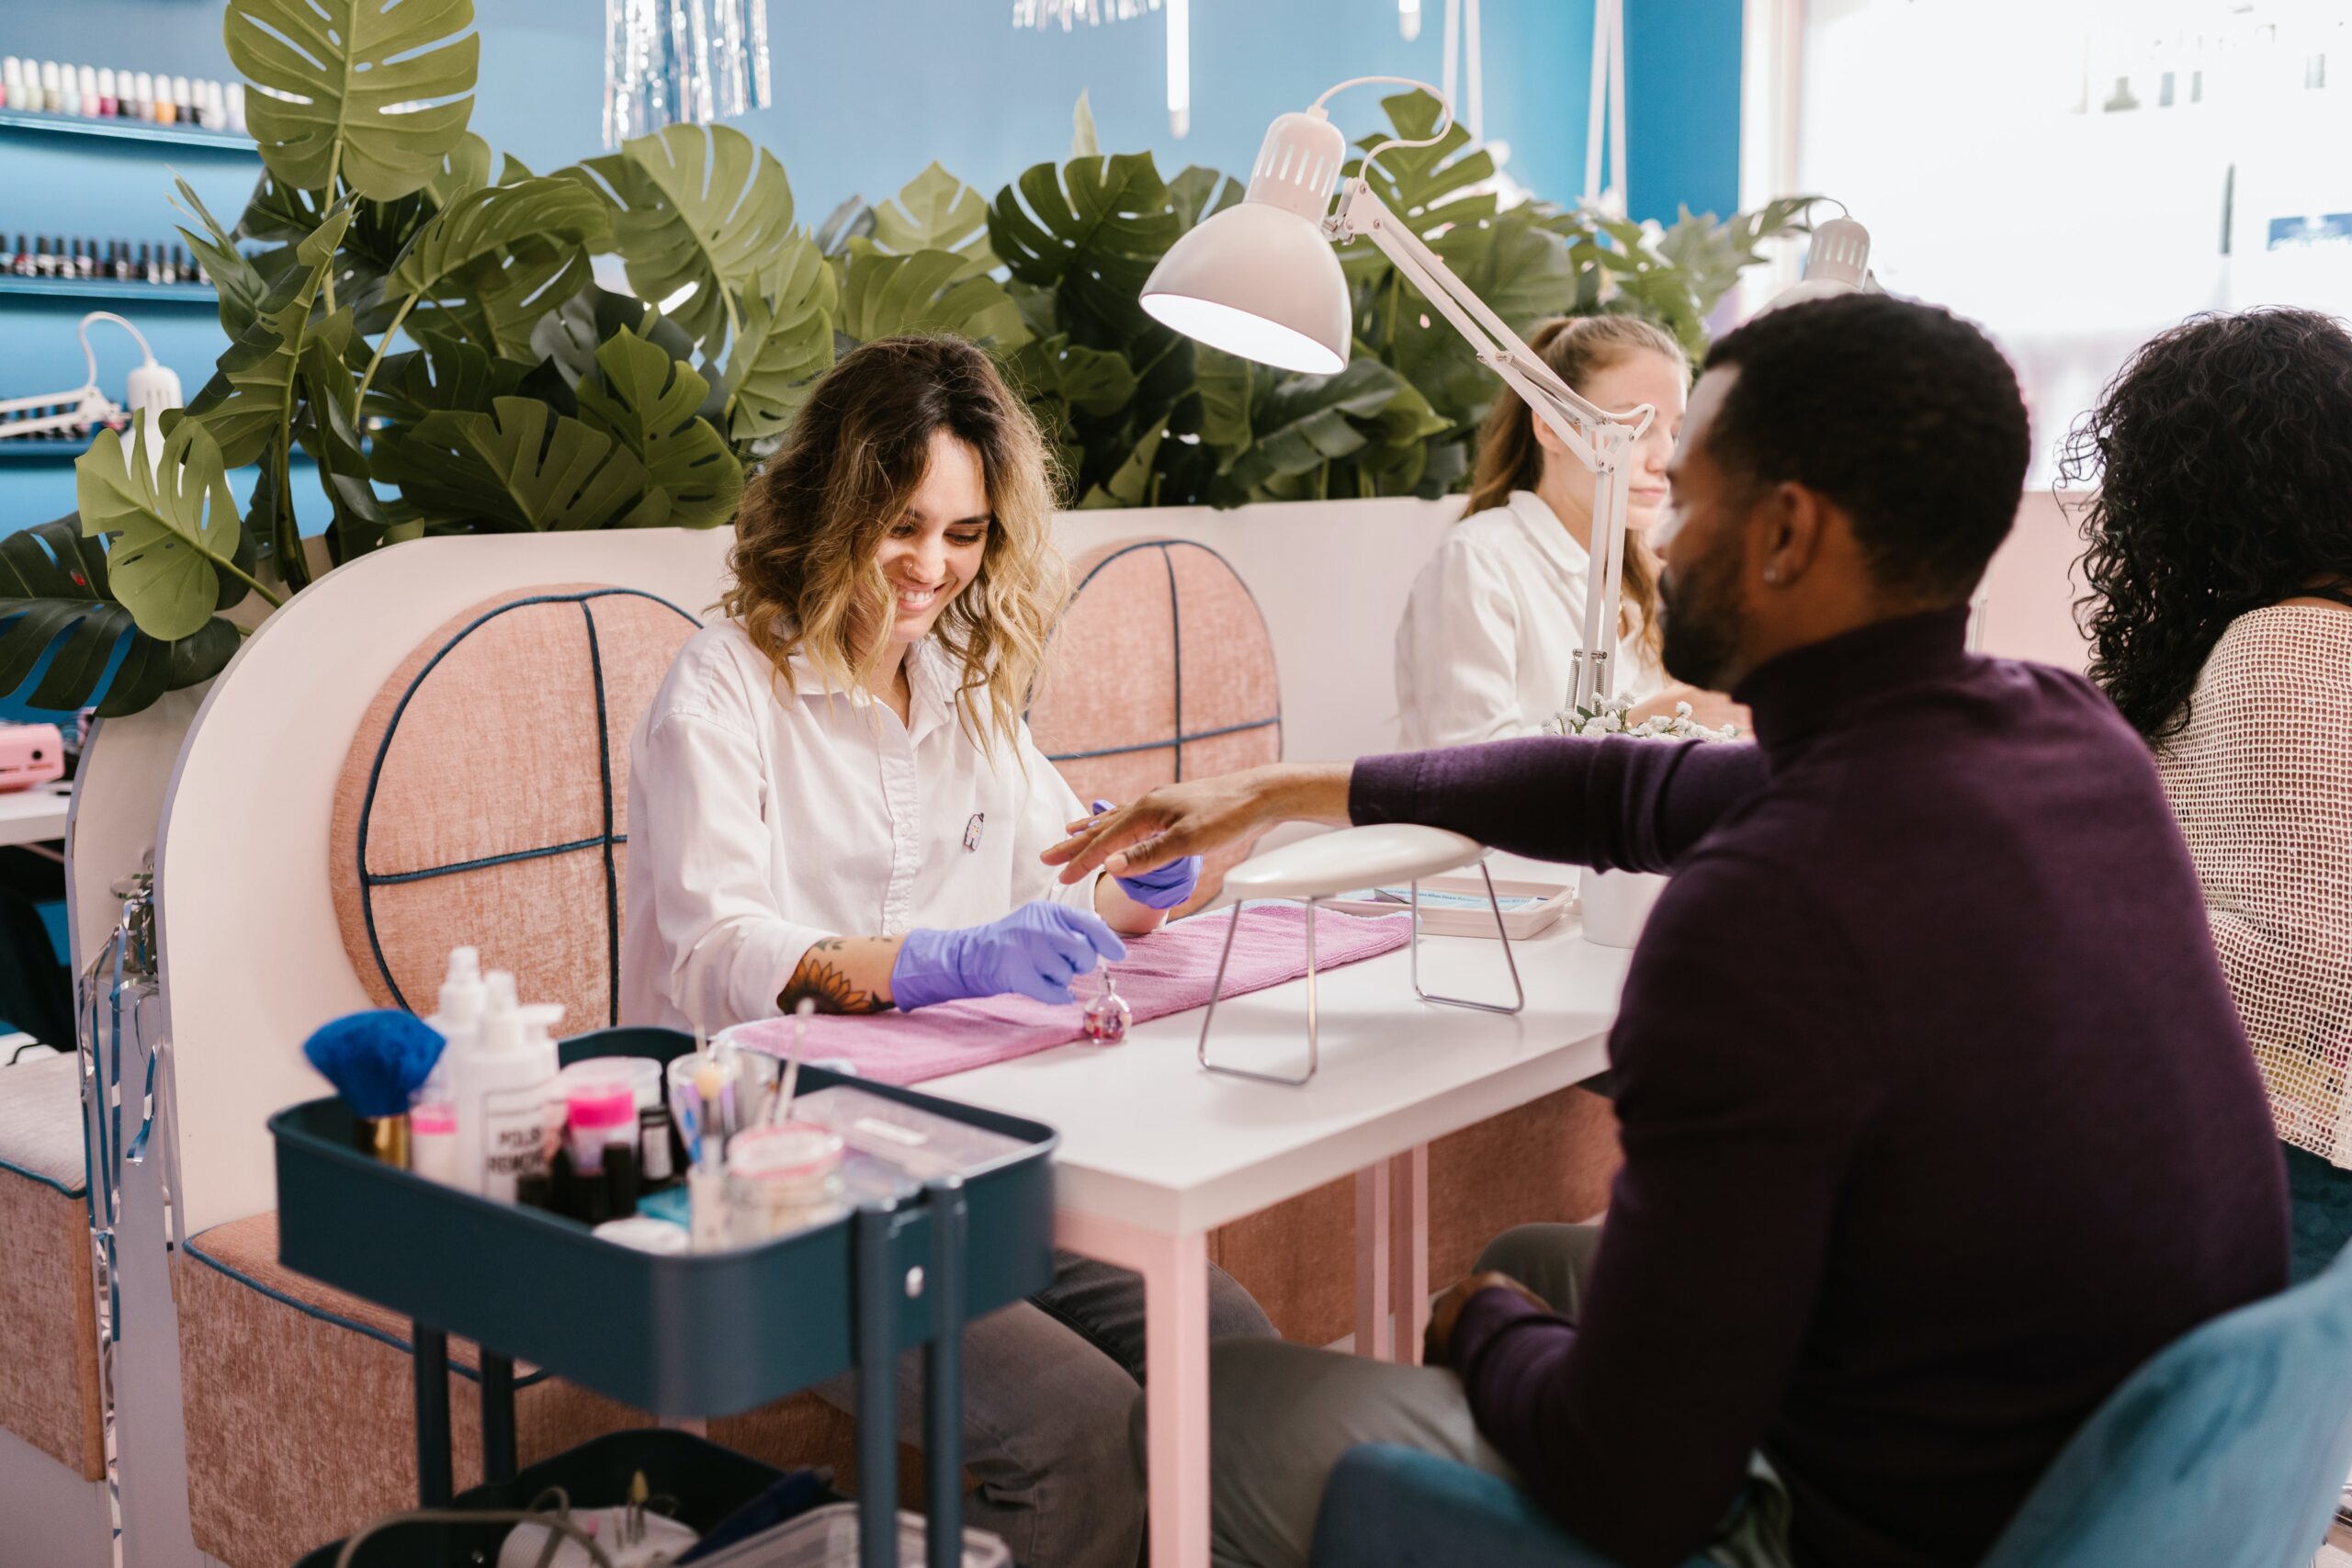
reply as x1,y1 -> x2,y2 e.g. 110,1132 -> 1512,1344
1579,867 -> 1668,948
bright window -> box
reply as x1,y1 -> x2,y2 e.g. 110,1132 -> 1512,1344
1798,0 -> 2352,483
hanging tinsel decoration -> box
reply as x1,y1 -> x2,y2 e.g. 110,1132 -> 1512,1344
1012,0 -> 1160,30
605,0 -> 773,148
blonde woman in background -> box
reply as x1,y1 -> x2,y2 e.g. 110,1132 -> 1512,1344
2070,307 -> 2352,1286
624,334 -> 1272,1568
1394,315 -> 1739,747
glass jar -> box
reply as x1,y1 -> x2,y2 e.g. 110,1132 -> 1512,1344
725,1122 -> 847,1244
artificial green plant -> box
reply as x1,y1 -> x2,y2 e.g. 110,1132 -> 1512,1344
27,3 -> 1807,717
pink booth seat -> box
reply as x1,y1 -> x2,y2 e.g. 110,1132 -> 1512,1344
1027,540 -> 1283,914
175,586 -> 882,1566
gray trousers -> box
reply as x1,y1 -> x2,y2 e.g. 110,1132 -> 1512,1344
820,1250 -> 1276,1568
1182,1224 -> 1794,1568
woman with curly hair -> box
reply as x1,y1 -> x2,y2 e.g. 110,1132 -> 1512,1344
623,334 -> 1272,1567
2069,307 -> 2352,1282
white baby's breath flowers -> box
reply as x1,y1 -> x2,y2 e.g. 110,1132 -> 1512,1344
1543,698 -> 1740,742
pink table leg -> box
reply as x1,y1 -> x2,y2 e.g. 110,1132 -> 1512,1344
1355,1165 -> 1393,1359
1390,1144 -> 1430,1365
1057,1210 -> 1212,1568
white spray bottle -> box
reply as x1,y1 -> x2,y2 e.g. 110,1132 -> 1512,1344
410,947 -> 484,1188
449,970 -> 564,1202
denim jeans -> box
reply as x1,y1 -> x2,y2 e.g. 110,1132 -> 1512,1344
820,1250 -> 1276,1568
1170,1224 -> 1794,1568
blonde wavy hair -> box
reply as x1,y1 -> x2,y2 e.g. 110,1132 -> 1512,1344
722,334 -> 1067,758
1465,314 -> 1687,663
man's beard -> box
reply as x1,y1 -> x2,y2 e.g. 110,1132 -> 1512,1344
1657,545 -> 1748,692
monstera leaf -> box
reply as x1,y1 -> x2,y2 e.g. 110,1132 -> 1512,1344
838,250 -> 1029,349
172,176 -> 272,342
187,201 -> 353,468
1218,359 -> 1414,496
531,286 -> 700,390
989,152 -> 1186,344
859,163 -> 997,279
576,330 -> 743,528
1346,89 -> 1497,242
722,236 -> 836,447
386,177 -> 611,303
567,125 -> 798,354
0,519 -> 237,718
75,415 -> 259,642
371,397 -> 666,533
224,0 -> 478,203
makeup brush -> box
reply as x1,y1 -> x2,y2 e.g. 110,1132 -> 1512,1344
301,1010 -> 446,1168
773,998 -> 815,1125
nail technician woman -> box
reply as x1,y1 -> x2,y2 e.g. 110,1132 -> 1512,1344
622,333 -> 1272,1568
1395,314 -> 1738,745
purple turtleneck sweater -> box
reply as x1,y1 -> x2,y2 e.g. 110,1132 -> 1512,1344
1350,610 -> 2288,1568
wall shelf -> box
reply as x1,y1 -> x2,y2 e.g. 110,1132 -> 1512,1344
0,107 -> 255,152
0,276 -> 218,306
0,437 -> 321,465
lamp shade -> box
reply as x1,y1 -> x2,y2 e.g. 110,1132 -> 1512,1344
1141,201 -> 1351,374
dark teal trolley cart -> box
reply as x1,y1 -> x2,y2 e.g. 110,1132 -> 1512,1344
271,1027 -> 1060,1568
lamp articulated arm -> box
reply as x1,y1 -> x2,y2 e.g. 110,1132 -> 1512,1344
1328,180 -> 1653,711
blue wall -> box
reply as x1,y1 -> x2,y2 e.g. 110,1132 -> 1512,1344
0,0 -> 1744,543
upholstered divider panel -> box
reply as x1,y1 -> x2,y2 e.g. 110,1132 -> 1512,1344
0,1174 -> 102,1482
329,585 -> 701,1032
1028,541 -> 1282,912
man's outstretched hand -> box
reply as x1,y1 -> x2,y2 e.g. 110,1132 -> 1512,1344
1042,763 -> 1354,886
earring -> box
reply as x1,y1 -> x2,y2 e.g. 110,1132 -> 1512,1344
1762,567 -> 1781,584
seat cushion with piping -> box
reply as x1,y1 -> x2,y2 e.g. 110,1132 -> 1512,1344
0,1053 -> 103,1481
177,1211 -> 867,1568
1027,540 -> 1281,915
328,584 -> 701,1033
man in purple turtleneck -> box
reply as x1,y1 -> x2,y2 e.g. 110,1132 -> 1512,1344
1052,295 -> 2288,1568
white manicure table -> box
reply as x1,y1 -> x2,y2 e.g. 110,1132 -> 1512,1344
924,864 -> 1631,1568
0,782 -> 71,847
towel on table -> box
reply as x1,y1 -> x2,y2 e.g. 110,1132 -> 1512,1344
725,902 -> 1410,1086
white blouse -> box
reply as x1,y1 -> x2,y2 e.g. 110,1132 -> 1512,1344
621,622 -> 1100,1032
2154,604 -> 2352,1165
1393,490 -> 1665,749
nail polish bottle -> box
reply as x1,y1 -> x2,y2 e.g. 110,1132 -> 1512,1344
135,242 -> 153,286
96,68 -> 117,119
10,236 -> 30,278
205,81 -> 228,130
173,76 -> 193,127
1,58 -> 19,110
133,72 -> 153,121
225,82 -> 246,134
77,65 -> 97,118
153,75 -> 174,125
40,61 -> 62,114
186,78 -> 205,128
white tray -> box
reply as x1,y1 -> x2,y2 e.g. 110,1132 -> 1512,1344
1319,874 -> 1574,940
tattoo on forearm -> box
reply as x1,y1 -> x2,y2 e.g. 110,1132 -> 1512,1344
779,938 -> 887,1015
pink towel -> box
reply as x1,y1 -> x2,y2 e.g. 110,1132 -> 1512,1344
727,903 -> 1410,1086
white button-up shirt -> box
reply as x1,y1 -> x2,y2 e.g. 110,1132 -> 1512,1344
1394,490 -> 1665,749
621,621 -> 1100,1032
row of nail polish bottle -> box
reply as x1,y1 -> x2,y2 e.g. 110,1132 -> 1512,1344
0,59 -> 247,133
3,236 -> 207,287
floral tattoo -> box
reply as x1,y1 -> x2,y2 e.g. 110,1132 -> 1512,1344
779,938 -> 887,1015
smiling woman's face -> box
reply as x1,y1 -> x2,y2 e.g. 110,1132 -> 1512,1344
872,427 -> 992,653
1577,348 -> 1690,532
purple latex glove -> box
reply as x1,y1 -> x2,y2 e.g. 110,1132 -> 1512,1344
1092,799 -> 1204,910
890,900 -> 1127,1010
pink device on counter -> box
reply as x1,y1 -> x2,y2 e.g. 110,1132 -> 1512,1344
0,724 -> 65,793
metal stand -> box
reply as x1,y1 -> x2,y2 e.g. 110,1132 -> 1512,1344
1198,863 -> 1526,1086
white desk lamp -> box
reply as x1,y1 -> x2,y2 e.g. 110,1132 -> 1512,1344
0,312 -> 183,458
1142,76 -> 1653,716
